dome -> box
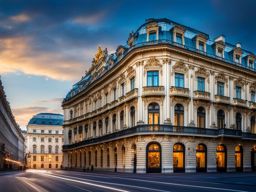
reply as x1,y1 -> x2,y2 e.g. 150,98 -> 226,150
28,113 -> 64,126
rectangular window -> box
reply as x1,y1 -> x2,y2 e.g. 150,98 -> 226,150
249,60 -> 254,69
175,73 -> 184,88
105,93 -> 108,104
49,130 -> 52,134
147,71 -> 159,87
41,130 -> 44,134
33,129 -> 36,133
130,77 -> 135,90
176,33 -> 183,44
41,156 -> 44,161
33,137 -> 36,142
197,77 -> 205,91
149,31 -> 156,41
251,91 -> 256,102
113,88 -> 117,100
48,138 -> 52,142
236,86 -> 241,99
121,83 -> 125,96
198,41 -> 204,52
217,47 -> 224,58
217,82 -> 224,96
235,54 -> 240,63
33,156 -> 36,161
56,131 -> 59,134
55,138 -> 58,143
56,156 -> 59,161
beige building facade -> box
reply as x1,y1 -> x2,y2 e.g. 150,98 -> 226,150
62,18 -> 256,173
26,113 -> 64,169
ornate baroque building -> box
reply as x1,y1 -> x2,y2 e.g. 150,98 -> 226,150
62,18 -> 256,173
0,79 -> 25,170
26,113 -> 64,169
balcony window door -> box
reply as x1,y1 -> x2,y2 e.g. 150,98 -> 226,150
130,77 -> 135,90
148,103 -> 160,125
174,104 -> 184,126
236,86 -> 242,99
176,33 -> 183,45
217,82 -> 224,96
251,91 -> 256,102
236,113 -> 242,130
197,77 -> 205,92
217,110 -> 225,128
130,106 -> 135,127
147,71 -> 159,87
197,107 -> 205,128
175,73 -> 184,88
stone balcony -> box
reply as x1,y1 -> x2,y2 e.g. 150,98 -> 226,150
215,95 -> 230,104
170,86 -> 190,98
249,101 -> 256,110
233,98 -> 247,107
193,91 -> 210,101
126,88 -> 138,101
142,86 -> 165,97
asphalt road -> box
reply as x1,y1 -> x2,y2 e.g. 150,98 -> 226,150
0,170 -> 256,192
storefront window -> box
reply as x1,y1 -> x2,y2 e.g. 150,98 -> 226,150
173,143 -> 185,172
147,142 -> 161,173
216,145 -> 226,172
235,145 -> 243,172
196,144 -> 206,172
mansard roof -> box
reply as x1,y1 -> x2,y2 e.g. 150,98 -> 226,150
28,113 -> 64,126
63,18 -> 256,102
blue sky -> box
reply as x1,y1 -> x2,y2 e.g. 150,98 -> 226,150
0,0 -> 255,129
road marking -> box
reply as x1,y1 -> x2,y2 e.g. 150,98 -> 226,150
46,173 -> 172,192
65,184 -> 94,192
16,177 -> 49,192
41,173 -> 130,192
52,171 -> 249,192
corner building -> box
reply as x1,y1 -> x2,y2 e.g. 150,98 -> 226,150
62,18 -> 256,173
26,113 -> 64,169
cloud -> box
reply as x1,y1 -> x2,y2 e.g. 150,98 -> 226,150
10,13 -> 31,23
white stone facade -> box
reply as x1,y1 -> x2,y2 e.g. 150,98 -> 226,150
62,18 -> 256,173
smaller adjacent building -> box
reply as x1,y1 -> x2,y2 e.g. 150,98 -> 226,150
25,113 -> 64,169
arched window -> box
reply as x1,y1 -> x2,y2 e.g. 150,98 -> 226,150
216,144 -> 227,172
235,145 -> 243,172
148,103 -> 160,124
130,106 -> 135,127
107,148 -> 110,167
174,104 -> 184,126
48,145 -> 52,153
33,145 -> 37,153
100,149 -> 103,168
197,107 -> 205,128
236,113 -> 242,130
112,114 -> 117,131
40,145 -> 45,153
93,121 -> 97,137
173,143 -> 185,172
120,111 -> 124,129
55,146 -> 59,154
95,150 -> 97,167
98,120 -> 103,136
217,110 -> 225,128
68,130 -> 72,143
251,146 -> 256,171
122,146 -> 125,169
251,116 -> 256,133
196,144 -> 207,172
105,117 -> 109,133
146,142 -> 161,173
70,110 -> 73,119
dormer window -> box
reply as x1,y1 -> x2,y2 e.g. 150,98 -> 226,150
249,59 -> 254,69
198,41 -> 205,52
149,31 -> 157,41
235,54 -> 241,64
217,47 -> 224,58
176,33 -> 183,44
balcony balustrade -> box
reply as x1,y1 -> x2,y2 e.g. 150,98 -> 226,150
193,91 -> 210,101
233,98 -> 247,107
170,86 -> 190,98
125,88 -> 138,100
249,101 -> 256,109
142,86 -> 165,97
63,125 -> 256,150
215,95 -> 230,104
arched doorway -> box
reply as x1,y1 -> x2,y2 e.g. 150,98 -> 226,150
196,144 -> 207,172
251,146 -> 256,171
132,144 -> 137,173
216,144 -> 227,172
114,147 -> 117,172
235,145 -> 243,172
173,143 -> 185,172
146,142 -> 161,173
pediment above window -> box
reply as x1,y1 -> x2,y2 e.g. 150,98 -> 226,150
215,73 -> 228,84
172,61 -> 188,74
144,57 -> 162,74
195,67 -> 209,78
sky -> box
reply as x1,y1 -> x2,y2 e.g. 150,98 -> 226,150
0,0 -> 255,129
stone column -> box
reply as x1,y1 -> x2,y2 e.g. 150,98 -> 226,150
136,140 -> 146,173
185,141 -> 196,173
161,140 -> 172,173
207,141 -> 217,172
136,61 -> 144,124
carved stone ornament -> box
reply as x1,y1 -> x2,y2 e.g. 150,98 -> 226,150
118,74 -> 126,83
234,77 -> 246,87
172,61 -> 188,74
126,66 -> 135,78
162,58 -> 171,64
215,72 -> 228,84
195,67 -> 209,78
250,82 -> 256,91
144,57 -> 161,69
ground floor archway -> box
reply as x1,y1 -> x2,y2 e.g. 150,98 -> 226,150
196,144 -> 207,172
173,143 -> 185,172
146,142 -> 161,173
235,145 -> 243,172
216,144 -> 227,172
